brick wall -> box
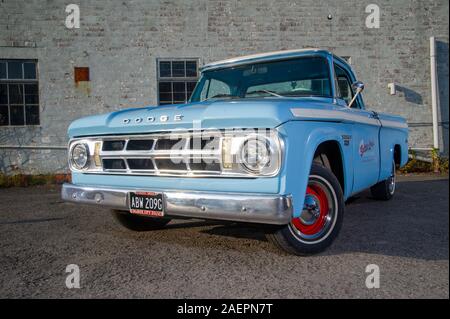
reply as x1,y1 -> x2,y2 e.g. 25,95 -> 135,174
0,0 -> 448,174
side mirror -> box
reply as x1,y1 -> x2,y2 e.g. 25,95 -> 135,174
348,81 -> 364,108
351,81 -> 365,92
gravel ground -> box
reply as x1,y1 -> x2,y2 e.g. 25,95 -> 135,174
0,174 -> 448,298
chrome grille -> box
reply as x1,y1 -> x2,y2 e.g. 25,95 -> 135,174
97,133 -> 222,176
68,129 -> 282,178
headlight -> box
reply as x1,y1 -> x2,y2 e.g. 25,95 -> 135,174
221,131 -> 281,176
240,138 -> 271,173
70,143 -> 90,169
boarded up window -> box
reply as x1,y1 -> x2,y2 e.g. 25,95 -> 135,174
74,67 -> 89,82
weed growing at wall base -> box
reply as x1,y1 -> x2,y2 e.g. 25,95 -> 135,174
0,173 -> 71,188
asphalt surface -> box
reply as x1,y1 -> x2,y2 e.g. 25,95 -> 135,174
0,174 -> 448,298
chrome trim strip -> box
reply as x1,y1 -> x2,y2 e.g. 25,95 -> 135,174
379,119 -> 409,130
61,183 -> 293,225
290,108 -> 380,126
290,108 -> 408,129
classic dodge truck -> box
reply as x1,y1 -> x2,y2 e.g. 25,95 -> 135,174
62,49 -> 408,255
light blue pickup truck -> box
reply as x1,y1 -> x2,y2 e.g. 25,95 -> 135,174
62,49 -> 408,255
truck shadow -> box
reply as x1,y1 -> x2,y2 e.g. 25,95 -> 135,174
189,179 -> 449,261
164,219 -> 267,241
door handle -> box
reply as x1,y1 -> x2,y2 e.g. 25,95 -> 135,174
368,112 -> 379,119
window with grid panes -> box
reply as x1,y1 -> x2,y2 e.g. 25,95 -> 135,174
0,60 -> 39,126
157,59 -> 199,105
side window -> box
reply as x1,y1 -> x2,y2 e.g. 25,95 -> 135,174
334,64 -> 360,108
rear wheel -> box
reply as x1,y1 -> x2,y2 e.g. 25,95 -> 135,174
370,160 -> 396,200
266,163 -> 344,255
112,210 -> 171,231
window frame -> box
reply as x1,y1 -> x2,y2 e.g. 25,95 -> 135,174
333,62 -> 363,109
0,59 -> 40,127
156,58 -> 200,106
190,56 -> 333,102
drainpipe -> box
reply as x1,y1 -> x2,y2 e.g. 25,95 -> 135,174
430,37 -> 441,172
430,37 -> 440,150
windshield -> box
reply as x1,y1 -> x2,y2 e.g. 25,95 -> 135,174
189,56 -> 332,102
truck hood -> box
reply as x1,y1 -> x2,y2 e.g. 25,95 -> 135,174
68,97 -> 334,138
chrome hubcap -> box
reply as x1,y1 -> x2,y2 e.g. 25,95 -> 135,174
388,162 -> 396,194
299,194 -> 321,226
290,175 -> 339,244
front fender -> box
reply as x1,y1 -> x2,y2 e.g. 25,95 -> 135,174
277,120 -> 353,218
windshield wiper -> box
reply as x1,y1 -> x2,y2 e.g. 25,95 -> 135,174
245,89 -> 284,98
204,93 -> 240,101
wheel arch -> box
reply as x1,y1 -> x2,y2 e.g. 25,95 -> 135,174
378,125 -> 409,181
312,140 -> 345,193
394,144 -> 401,168
379,142 -> 404,182
277,121 -> 352,219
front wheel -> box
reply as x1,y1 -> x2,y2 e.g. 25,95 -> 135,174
266,163 -> 344,255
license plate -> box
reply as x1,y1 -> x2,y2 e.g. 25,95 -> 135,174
129,191 -> 164,217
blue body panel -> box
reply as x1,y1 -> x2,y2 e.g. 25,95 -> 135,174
72,173 -> 280,194
68,97 -> 334,138
68,50 -> 409,223
276,121 -> 353,218
378,112 -> 409,180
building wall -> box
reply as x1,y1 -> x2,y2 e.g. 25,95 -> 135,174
0,0 -> 448,175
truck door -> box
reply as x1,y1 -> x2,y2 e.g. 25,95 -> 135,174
334,64 -> 381,194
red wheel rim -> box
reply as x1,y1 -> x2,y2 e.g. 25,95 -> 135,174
292,184 -> 330,236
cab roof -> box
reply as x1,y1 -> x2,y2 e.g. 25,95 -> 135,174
201,48 -> 336,72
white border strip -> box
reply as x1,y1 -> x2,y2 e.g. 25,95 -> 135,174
290,108 -> 408,129
290,108 -> 377,126
379,119 -> 409,130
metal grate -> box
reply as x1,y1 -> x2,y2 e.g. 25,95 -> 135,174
97,133 -> 222,176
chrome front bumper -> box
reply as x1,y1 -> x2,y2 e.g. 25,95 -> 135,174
61,183 -> 293,225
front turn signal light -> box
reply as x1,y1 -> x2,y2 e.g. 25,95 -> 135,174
222,137 -> 233,169
94,142 -> 101,167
